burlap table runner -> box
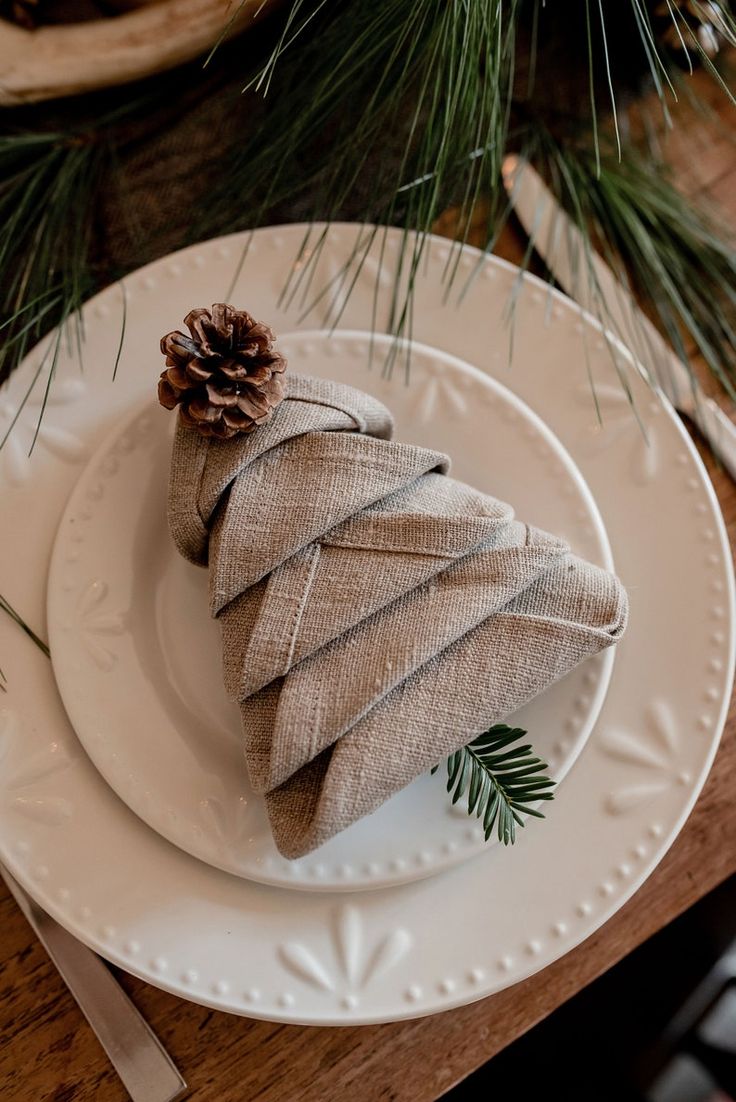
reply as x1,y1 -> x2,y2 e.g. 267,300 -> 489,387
168,373 -> 628,857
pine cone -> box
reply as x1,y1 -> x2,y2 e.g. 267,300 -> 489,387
158,304 -> 287,439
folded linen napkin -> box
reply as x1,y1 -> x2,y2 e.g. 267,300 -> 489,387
166,371 -> 628,858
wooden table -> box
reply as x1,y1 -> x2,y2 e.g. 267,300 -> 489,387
1,73 -> 735,1102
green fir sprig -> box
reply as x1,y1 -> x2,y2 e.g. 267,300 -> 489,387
435,723 -> 556,844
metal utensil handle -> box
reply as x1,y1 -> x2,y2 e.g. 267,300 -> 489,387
2,865 -> 187,1102
503,155 -> 736,482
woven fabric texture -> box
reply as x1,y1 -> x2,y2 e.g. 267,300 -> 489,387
168,373 -> 628,857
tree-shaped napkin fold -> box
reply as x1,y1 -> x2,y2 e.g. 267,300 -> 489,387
162,307 -> 628,858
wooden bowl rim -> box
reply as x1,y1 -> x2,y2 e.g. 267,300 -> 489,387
0,0 -> 269,105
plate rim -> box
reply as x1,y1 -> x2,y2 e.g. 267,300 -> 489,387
44,327 -> 616,891
0,221 -> 732,1025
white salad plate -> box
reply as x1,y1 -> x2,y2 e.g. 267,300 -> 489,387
0,223 -> 732,1025
46,331 -> 613,891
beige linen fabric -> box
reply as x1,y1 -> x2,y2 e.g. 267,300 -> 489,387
168,373 -> 628,858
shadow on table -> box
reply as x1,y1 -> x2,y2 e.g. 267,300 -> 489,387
444,875 -> 736,1102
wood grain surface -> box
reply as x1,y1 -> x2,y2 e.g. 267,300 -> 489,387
1,70 -> 734,1102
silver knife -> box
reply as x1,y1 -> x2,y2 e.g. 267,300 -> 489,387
502,153 -> 736,481
1,864 -> 187,1102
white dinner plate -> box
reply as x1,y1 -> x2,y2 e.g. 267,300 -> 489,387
0,223 -> 732,1025
46,331 -> 613,890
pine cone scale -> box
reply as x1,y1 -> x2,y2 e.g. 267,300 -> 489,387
188,396 -> 223,422
205,383 -> 240,408
236,385 -> 276,418
158,379 -> 179,410
165,365 -> 195,392
161,332 -> 198,362
185,360 -> 215,383
218,361 -> 250,382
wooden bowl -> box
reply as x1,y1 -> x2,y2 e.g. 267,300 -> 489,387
0,0 -> 271,105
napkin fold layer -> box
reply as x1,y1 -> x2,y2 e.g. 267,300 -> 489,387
168,373 -> 628,858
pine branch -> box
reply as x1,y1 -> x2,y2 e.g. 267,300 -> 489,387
197,0 -> 519,342
207,0 -> 736,383
0,593 -> 50,663
0,0 -> 734,433
0,130 -> 105,385
436,724 -> 556,845
521,125 -> 736,400
0,74 -> 220,388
